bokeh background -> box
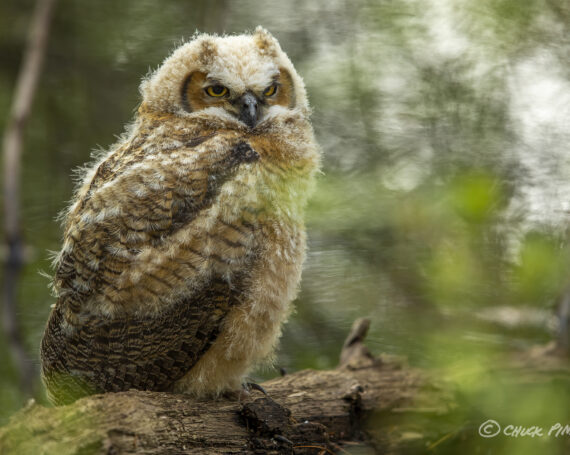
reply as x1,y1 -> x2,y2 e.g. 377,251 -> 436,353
2,0 -> 570,453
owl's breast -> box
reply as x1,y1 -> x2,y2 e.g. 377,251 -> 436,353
232,129 -> 318,218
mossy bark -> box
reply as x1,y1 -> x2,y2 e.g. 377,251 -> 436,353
0,319 -> 455,454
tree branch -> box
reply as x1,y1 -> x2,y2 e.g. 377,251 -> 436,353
0,320 -> 455,454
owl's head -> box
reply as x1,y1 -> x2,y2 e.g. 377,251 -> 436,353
140,27 -> 309,129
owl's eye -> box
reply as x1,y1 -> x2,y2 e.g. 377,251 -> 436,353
205,85 -> 228,97
263,84 -> 277,97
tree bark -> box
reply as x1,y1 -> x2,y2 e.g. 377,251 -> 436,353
0,319 -> 455,454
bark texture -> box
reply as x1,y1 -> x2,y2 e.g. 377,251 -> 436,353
0,319 -> 455,454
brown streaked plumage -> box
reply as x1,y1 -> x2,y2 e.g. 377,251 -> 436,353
40,27 -> 321,405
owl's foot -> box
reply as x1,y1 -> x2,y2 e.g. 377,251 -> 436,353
243,381 -> 268,396
221,381 -> 268,402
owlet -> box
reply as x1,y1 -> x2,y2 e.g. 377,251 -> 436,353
40,27 -> 321,405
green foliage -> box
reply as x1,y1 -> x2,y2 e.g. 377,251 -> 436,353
515,233 -> 570,304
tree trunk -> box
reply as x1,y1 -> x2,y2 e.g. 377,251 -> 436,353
2,0 -> 57,396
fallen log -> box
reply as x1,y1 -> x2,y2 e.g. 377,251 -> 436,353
0,319 -> 456,454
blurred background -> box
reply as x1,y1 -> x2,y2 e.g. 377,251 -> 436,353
1,0 -> 570,453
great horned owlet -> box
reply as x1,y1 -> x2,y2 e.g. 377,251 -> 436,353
40,27 -> 321,405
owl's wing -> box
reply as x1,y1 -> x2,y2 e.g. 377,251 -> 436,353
55,135 -> 258,319
41,274 -> 241,405
41,134 -> 258,404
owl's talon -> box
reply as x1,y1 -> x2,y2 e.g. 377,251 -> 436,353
244,381 -> 268,396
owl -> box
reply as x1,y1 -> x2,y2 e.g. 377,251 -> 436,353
40,27 -> 321,405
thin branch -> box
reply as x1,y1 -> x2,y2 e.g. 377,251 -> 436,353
2,0 -> 57,396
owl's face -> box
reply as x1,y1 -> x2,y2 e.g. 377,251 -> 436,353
182,67 -> 295,128
140,27 -> 308,130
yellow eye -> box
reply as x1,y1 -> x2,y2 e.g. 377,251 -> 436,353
205,85 -> 228,97
263,84 -> 277,97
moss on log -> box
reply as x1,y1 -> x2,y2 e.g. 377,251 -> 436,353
0,319 -> 455,454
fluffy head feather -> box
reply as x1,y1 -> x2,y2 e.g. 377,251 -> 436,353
139,27 -> 309,122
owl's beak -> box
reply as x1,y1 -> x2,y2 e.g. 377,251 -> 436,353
237,92 -> 260,128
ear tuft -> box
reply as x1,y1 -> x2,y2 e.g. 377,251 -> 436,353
253,26 -> 279,57
197,39 -> 217,65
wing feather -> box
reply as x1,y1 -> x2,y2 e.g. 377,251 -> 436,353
41,132 -> 258,404
41,275 -> 240,405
